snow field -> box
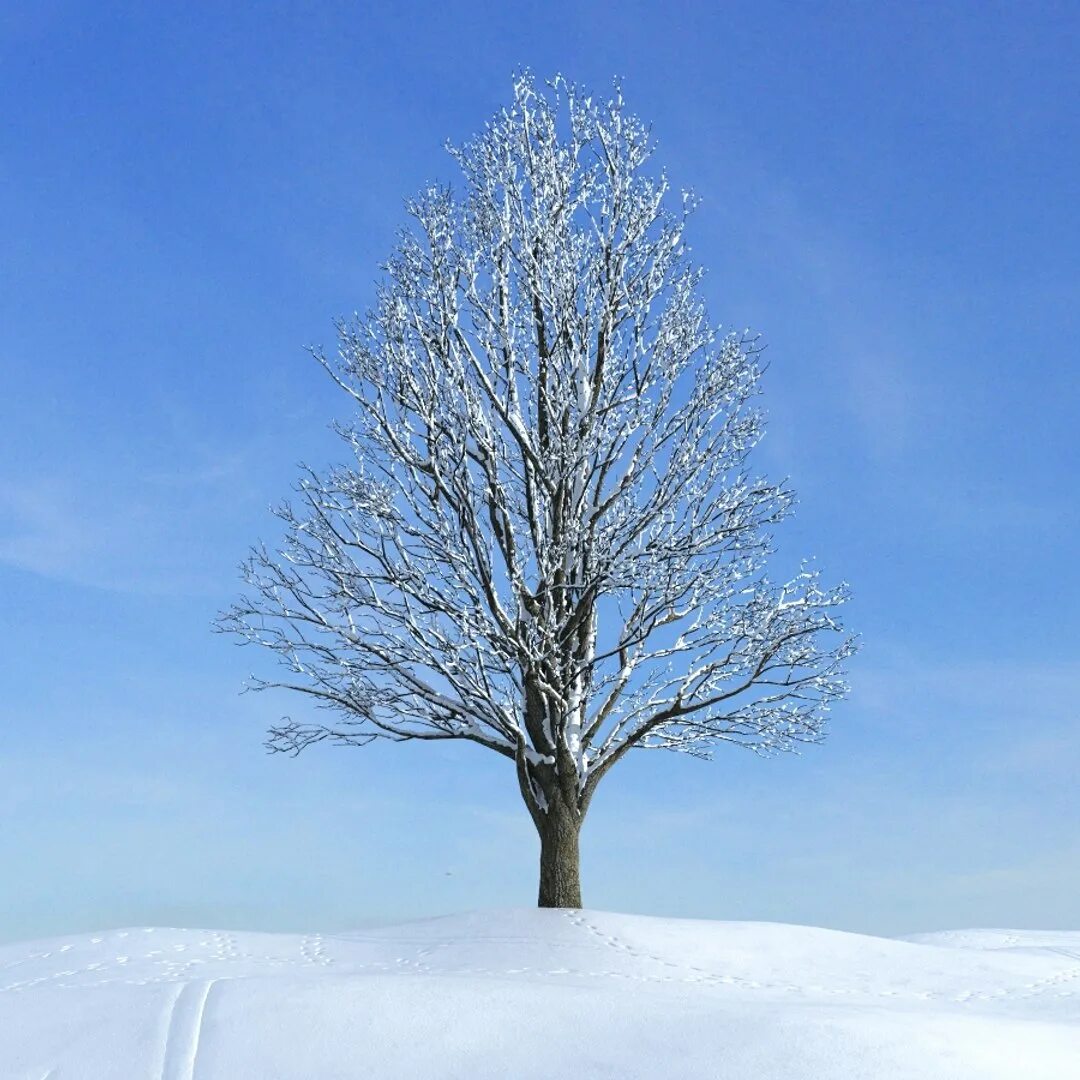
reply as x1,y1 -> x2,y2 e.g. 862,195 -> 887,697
1,908 -> 1077,1078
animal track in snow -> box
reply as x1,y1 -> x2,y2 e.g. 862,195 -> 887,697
561,910 -> 761,989
300,935 -> 333,966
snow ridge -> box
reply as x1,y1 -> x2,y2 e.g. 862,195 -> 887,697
0,910 -> 1077,1079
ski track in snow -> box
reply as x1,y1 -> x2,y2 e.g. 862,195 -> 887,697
160,979 -> 215,1080
1,912 -> 1078,1079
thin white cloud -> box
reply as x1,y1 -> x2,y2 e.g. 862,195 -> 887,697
0,460 -> 251,594
851,651 -> 1080,781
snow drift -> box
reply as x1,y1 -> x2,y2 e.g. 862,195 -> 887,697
1,909 -> 1077,1078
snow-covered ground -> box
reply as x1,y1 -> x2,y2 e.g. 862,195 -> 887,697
1,909 -> 1077,1078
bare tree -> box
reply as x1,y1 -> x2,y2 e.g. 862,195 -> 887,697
219,74 -> 856,908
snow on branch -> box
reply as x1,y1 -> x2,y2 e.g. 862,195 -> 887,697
217,73 -> 855,814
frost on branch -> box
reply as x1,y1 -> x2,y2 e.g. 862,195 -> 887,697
218,74 -> 855,825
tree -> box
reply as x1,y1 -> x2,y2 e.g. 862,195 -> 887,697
218,74 -> 856,909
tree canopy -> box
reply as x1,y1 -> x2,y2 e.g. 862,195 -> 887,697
219,74 -> 856,906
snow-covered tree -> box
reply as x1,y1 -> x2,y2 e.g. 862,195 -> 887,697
219,75 -> 856,908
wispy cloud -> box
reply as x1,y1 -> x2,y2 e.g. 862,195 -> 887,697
851,651 -> 1080,782
0,453 -> 256,594
0,478 -> 116,585
713,181 -> 920,461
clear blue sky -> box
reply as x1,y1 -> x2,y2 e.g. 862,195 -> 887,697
2,0 -> 1077,943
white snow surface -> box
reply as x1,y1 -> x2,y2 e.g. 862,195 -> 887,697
1,909 -> 1077,1078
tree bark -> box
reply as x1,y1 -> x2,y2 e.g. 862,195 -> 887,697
536,807 -> 582,908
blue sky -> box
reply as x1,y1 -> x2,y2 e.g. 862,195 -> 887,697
2,0 -> 1078,943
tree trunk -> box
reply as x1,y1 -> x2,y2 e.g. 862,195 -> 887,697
536,807 -> 582,908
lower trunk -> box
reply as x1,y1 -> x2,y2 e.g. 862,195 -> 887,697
536,809 -> 582,908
